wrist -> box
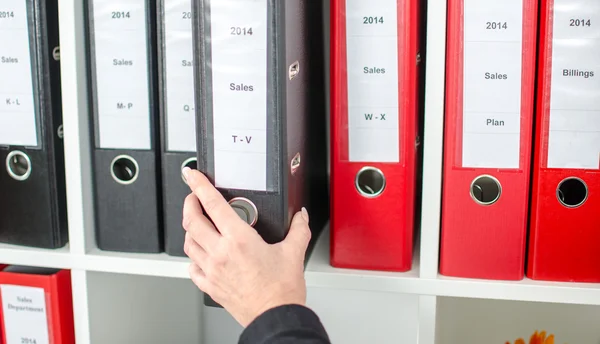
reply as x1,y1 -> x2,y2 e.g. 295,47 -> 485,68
249,296 -> 306,325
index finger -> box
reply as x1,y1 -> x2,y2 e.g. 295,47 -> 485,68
183,168 -> 243,236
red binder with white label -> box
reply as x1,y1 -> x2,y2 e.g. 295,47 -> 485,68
330,0 -> 420,271
0,266 -> 75,344
439,0 -> 537,280
527,0 -> 600,282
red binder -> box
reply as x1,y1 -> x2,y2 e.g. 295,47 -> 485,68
330,0 -> 420,271
0,267 -> 75,344
527,0 -> 600,283
439,0 -> 537,280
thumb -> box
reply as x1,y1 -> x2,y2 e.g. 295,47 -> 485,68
283,208 -> 311,253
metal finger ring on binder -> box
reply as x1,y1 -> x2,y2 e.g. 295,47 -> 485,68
0,0 -> 68,249
192,0 -> 329,307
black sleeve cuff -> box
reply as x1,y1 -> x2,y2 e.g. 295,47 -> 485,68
239,304 -> 330,344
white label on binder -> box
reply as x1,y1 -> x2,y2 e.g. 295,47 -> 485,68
346,0 -> 399,163
92,0 -> 152,150
547,0 -> 600,169
0,1 -> 38,147
210,0 -> 268,191
462,0 -> 523,169
1,285 -> 50,344
165,0 -> 196,152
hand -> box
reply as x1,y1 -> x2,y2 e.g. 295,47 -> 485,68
181,168 -> 312,327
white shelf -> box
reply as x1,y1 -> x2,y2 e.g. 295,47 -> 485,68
305,227 -> 422,294
81,249 -> 191,279
0,243 -> 72,270
1,227 -> 599,308
305,229 -> 600,306
431,275 -> 600,306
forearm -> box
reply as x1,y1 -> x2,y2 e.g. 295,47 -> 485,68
239,305 -> 331,344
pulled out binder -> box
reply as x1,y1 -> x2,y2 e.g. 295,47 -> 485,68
0,0 -> 67,248
86,0 -> 162,253
0,266 -> 75,344
528,0 -> 600,282
192,0 -> 329,305
329,0 -> 421,271
439,0 -> 538,280
158,0 -> 198,257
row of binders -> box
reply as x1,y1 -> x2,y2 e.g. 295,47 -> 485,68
0,0 -> 328,258
438,0 -> 600,283
0,0 -> 599,284
338,0 -> 600,284
332,0 -> 600,283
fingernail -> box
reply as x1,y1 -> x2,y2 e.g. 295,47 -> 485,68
301,207 -> 309,224
182,167 -> 192,183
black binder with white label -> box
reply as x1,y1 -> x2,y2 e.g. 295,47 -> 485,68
158,0 -> 198,257
193,0 -> 329,306
0,0 -> 67,248
86,0 -> 163,253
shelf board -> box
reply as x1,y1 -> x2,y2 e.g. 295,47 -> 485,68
305,228 -> 600,305
0,229 -> 598,306
305,227 -> 423,294
0,243 -> 72,270
430,275 -> 600,306
81,249 -> 191,279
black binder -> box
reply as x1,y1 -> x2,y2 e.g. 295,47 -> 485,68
86,0 -> 163,253
192,0 -> 329,306
0,0 -> 67,249
158,0 -> 198,257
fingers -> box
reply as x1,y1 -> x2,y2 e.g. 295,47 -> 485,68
282,208 -> 312,254
183,193 -> 220,251
183,168 -> 243,236
184,232 -> 209,268
188,263 -> 211,294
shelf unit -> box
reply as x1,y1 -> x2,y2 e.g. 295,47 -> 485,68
1,0 -> 598,343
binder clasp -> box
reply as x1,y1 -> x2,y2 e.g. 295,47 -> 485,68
289,61 -> 300,80
290,152 -> 301,175
52,46 -> 60,61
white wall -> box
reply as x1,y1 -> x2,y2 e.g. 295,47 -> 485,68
87,272 -> 203,344
437,297 -> 600,344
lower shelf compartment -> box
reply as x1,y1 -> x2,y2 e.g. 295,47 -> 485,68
437,296 -> 600,343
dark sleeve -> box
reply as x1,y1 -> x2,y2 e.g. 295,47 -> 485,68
238,304 -> 331,344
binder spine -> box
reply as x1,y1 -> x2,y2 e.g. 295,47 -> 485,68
440,0 -> 537,280
0,0 -> 66,248
87,0 -> 162,252
330,0 -> 419,272
302,0 -> 330,246
0,269 -> 75,344
528,0 -> 600,282
158,0 -> 199,256
194,0 -> 287,244
41,0 -> 68,246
